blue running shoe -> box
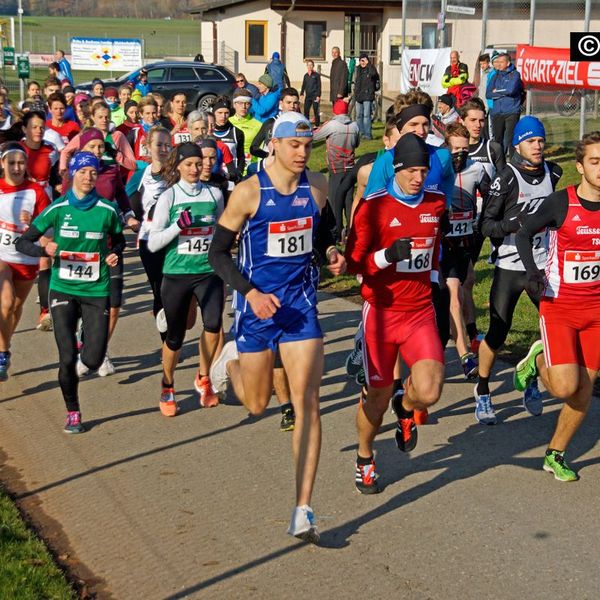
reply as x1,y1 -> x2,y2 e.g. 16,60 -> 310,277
523,378 -> 543,416
0,351 -> 10,382
474,385 -> 496,425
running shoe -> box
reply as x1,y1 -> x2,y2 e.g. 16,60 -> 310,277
392,394 -> 418,452
390,388 -> 404,414
98,354 -> 116,377
474,385 -> 496,425
76,355 -> 90,378
355,457 -> 381,494
543,450 -> 579,482
209,341 -> 238,394
345,325 -> 364,378
523,378 -> 543,417
355,366 -> 366,387
514,340 -> 544,392
0,351 -> 10,382
195,373 -> 219,408
159,385 -> 178,417
280,404 -> 295,432
155,308 -> 168,334
64,411 -> 85,434
470,333 -> 484,355
462,353 -> 479,380
414,408 -> 429,425
287,505 -> 320,544
37,308 -> 53,332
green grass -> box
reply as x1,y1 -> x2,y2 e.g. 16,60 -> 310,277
0,486 -> 75,600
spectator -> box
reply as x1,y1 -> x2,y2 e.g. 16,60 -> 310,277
353,53 -> 380,140
300,60 -> 321,127
474,53 -> 494,109
431,93 -> 460,142
442,50 -> 469,107
313,99 -> 360,241
486,50 -> 523,158
329,46 -> 348,104
129,68 -> 151,102
251,74 -> 280,122
54,49 -> 73,85
265,51 -> 290,92
229,88 -> 262,173
234,73 -> 259,99
91,78 -> 105,98
194,53 -> 205,62
48,62 -> 69,86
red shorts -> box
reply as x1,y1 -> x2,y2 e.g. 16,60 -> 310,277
540,300 -> 600,371
4,261 -> 39,281
362,302 -> 444,388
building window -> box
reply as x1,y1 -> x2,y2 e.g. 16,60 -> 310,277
304,21 -> 326,60
246,20 -> 267,60
421,23 -> 452,49
389,35 -> 420,64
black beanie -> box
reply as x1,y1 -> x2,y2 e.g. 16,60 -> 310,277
393,133 -> 430,172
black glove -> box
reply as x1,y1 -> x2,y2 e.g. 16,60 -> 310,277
176,207 -> 193,230
384,238 -> 412,263
525,269 -> 546,302
501,214 -> 521,234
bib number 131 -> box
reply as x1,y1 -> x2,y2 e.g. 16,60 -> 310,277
267,217 -> 313,257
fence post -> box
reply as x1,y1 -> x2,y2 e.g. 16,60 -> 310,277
220,41 -> 225,66
52,35 -> 56,54
177,34 -> 181,56
234,49 -> 239,74
481,0 -> 488,52
580,0 -> 592,138
525,0 -> 536,116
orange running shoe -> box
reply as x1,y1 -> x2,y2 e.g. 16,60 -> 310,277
414,408 -> 429,425
159,385 -> 178,417
195,373 -> 219,408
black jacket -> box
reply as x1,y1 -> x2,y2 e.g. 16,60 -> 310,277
301,71 -> 321,99
353,63 -> 380,102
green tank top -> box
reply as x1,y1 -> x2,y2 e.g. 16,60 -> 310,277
163,181 -> 221,276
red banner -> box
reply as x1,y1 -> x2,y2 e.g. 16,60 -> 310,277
516,45 -> 600,91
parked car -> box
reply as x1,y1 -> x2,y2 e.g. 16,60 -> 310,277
75,61 -> 236,112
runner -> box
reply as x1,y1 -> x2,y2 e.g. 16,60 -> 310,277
16,152 -> 125,433
131,126 -> 171,340
0,142 -> 49,380
514,131 -> 600,481
229,89 -> 262,174
45,92 -> 80,144
163,92 -> 191,145
207,112 -> 345,543
345,133 -> 445,494
475,116 -> 562,424
147,141 -> 224,414
211,97 -> 245,181
115,100 -> 139,137
441,122 -> 490,377
127,96 -> 160,163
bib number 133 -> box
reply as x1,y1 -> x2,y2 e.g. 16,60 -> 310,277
267,217 -> 313,257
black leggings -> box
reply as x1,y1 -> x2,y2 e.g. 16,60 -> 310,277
328,171 -> 354,241
109,261 -> 124,309
139,239 -> 166,317
161,273 -> 224,352
485,267 -> 539,351
50,290 -> 109,412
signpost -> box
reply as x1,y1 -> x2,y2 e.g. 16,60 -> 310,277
3,46 -> 14,65
16,54 -> 29,79
447,4 -> 476,15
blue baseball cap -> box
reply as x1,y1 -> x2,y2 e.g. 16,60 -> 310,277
272,112 -> 313,139
512,115 -> 545,146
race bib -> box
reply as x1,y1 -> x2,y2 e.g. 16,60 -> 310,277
447,211 -> 473,237
0,219 -> 22,247
178,226 -> 213,255
59,251 -> 100,281
173,132 -> 192,145
563,250 -> 600,284
267,217 -> 313,257
396,237 -> 434,273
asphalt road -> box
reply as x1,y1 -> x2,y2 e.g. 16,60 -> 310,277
1,245 -> 599,599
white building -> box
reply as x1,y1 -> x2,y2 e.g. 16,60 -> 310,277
190,0 -> 599,99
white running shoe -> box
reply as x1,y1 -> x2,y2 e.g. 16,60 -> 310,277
155,308 -> 168,334
287,505 -> 320,544
76,355 -> 90,378
209,341 -> 238,394
98,354 -> 116,377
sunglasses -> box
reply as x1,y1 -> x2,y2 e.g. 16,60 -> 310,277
236,79 -> 245,83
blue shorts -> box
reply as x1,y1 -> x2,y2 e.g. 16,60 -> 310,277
235,305 -> 323,353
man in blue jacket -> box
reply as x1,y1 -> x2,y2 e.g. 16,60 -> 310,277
251,74 -> 281,122
486,51 -> 523,159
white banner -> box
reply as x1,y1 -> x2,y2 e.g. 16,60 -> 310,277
401,48 -> 451,96
71,37 -> 142,71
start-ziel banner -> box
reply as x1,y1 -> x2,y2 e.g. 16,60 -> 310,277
401,48 -> 451,97
71,37 -> 142,71
516,44 -> 600,91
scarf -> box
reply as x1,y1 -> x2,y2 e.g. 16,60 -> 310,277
66,187 -> 100,211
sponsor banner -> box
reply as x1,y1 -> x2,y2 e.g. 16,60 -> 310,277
401,48 -> 451,96
71,37 -> 142,71
516,44 -> 600,90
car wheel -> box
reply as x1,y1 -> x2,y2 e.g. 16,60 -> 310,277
197,94 -> 217,112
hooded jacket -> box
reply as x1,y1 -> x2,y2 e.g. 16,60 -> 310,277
313,114 -> 360,173
486,63 -> 523,115
250,89 -> 281,122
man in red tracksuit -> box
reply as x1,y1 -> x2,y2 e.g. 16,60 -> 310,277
346,133 -> 446,494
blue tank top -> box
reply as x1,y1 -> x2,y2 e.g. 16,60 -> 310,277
235,168 -> 320,314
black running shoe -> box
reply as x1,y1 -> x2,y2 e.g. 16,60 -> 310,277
280,405 -> 295,432
355,457 -> 381,494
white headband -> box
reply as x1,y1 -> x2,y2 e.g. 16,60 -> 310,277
233,96 -> 252,104
1,147 -> 26,160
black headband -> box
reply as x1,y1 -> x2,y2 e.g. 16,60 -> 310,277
396,104 -> 431,131
212,99 -> 230,113
176,142 -> 203,164
197,138 -> 217,152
